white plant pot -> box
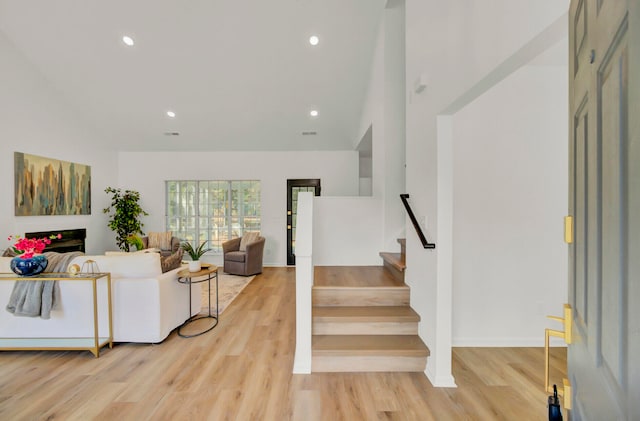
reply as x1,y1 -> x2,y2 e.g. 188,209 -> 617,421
188,260 -> 201,272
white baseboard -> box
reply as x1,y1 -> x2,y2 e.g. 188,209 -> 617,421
452,337 -> 567,347
293,353 -> 311,374
425,366 -> 457,388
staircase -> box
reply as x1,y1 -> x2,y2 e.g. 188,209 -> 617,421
311,241 -> 429,372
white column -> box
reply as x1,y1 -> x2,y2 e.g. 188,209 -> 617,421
293,192 -> 314,373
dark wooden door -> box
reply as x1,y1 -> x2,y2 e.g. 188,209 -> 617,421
287,179 -> 320,265
568,0 -> 638,418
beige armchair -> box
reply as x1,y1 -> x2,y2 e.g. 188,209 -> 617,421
141,236 -> 181,257
222,235 -> 265,276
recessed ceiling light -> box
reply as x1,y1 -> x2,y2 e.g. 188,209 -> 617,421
166,111 -> 176,118
309,110 -> 318,117
309,35 -> 319,46
122,36 -> 134,46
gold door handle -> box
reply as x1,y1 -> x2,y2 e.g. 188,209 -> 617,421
564,216 -> 573,244
546,303 -> 572,344
545,303 -> 572,410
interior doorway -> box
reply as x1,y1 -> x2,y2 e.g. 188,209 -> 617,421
287,179 -> 321,265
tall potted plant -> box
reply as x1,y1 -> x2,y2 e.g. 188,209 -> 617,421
103,187 -> 149,251
181,240 -> 211,272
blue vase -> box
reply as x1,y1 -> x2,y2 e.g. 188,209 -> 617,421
10,254 -> 48,276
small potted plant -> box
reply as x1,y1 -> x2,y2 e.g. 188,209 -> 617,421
180,240 -> 211,272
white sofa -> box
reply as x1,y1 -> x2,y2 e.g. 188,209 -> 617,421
0,253 -> 201,343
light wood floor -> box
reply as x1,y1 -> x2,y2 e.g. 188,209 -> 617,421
0,267 -> 566,420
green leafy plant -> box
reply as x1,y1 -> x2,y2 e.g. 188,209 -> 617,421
181,240 -> 211,261
126,234 -> 144,252
103,187 -> 149,251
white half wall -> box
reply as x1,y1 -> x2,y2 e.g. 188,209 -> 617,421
0,31 -> 118,254
117,150 -> 360,266
452,64 -> 568,346
313,196 -> 383,266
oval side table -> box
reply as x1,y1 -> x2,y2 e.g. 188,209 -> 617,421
177,264 -> 218,338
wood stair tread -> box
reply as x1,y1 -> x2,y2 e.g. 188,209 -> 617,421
312,285 -> 410,307
313,306 -> 420,322
312,285 -> 408,291
314,266 -> 403,287
379,252 -> 406,272
313,335 -> 430,357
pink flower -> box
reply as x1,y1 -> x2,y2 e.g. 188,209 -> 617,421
7,234 -> 59,259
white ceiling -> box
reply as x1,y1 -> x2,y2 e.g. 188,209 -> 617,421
0,0 -> 386,152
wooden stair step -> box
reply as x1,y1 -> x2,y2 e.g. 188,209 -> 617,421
312,335 -> 430,372
379,252 -> 406,283
312,335 -> 429,357
312,286 -> 410,307
314,266 -> 403,287
313,306 -> 420,335
313,306 -> 419,322
398,238 -> 406,256
378,252 -> 406,272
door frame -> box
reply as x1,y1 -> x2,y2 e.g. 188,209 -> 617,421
287,179 -> 321,266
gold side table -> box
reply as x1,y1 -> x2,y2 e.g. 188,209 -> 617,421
0,272 -> 113,357
177,264 -> 218,338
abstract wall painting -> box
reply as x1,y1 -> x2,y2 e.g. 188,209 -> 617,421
14,152 -> 91,216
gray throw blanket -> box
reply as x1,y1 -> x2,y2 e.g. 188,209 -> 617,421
6,251 -> 84,319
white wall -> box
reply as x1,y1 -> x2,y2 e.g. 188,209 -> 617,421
357,19 -> 384,200
117,150 -> 360,266
0,31 -> 118,254
403,0 -> 569,385
356,2 -> 407,254
314,196 -> 383,265
452,64 -> 568,346
382,1 -> 407,251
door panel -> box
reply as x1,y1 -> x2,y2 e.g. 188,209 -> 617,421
568,0 -> 635,418
598,31 -> 627,388
573,96 -> 589,327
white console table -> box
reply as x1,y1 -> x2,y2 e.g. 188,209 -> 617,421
0,272 -> 113,357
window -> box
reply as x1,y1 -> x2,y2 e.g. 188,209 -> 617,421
166,180 -> 261,254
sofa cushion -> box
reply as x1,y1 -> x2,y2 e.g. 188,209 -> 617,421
225,251 -> 246,263
148,231 -> 173,251
239,232 -> 260,251
70,253 -> 163,278
161,248 -> 184,273
2,248 -> 17,257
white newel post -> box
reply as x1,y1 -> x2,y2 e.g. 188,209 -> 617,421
293,192 -> 314,374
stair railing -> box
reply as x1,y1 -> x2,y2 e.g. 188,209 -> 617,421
400,194 -> 436,249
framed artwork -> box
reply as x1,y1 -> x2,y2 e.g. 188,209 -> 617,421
14,152 -> 91,216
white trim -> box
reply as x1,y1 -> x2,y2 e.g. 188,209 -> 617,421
425,365 -> 457,388
452,338 -> 568,347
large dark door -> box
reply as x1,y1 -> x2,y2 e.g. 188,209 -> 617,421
568,1 -> 638,418
287,179 -> 320,265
